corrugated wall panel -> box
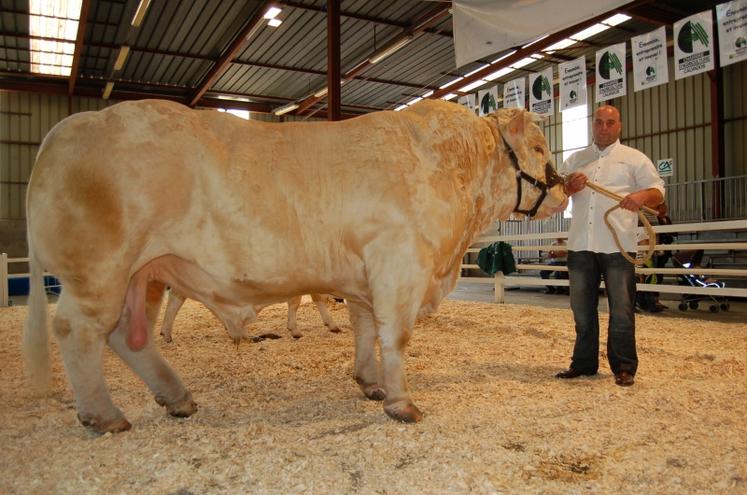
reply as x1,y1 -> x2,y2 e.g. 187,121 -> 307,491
724,62 -> 747,177
0,92 -> 115,219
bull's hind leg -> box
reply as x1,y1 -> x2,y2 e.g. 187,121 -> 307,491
347,301 -> 385,400
108,280 -> 196,418
53,294 -> 131,433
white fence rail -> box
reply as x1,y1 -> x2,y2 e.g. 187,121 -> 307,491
459,219 -> 747,304
3,219 -> 746,308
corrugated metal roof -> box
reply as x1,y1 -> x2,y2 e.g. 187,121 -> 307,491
0,0 -> 734,117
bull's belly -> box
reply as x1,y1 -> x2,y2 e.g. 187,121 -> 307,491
137,254 -> 368,310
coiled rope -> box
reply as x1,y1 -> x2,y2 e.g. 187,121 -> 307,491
584,181 -> 658,266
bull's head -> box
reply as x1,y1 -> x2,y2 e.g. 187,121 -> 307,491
484,108 -> 568,219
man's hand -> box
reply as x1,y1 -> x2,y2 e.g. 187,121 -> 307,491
564,172 -> 587,196
620,188 -> 662,212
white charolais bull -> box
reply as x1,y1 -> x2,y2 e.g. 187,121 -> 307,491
24,99 -> 566,433
160,291 -> 340,341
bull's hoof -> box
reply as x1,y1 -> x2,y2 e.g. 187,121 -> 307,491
287,327 -> 302,339
327,325 -> 342,333
356,377 -> 386,401
78,413 -> 132,434
160,332 -> 173,343
292,334 -> 302,339
384,399 -> 423,423
160,392 -> 198,418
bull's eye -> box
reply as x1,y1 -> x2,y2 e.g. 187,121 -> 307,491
533,145 -> 544,154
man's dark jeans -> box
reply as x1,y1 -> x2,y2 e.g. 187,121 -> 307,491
567,251 -> 637,375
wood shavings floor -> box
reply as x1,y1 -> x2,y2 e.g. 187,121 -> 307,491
0,298 -> 745,494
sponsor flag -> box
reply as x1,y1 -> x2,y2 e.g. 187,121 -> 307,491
503,77 -> 526,109
559,56 -> 587,111
674,10 -> 715,79
631,27 -> 669,90
716,0 -> 747,67
529,67 -> 554,117
458,94 -> 477,115
477,86 -> 499,116
595,43 -> 627,102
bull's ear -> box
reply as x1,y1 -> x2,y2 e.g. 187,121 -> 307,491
486,108 -> 526,147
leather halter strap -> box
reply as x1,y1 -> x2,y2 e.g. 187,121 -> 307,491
501,135 -> 563,217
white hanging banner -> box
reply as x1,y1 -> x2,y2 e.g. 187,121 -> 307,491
674,10 -> 715,80
529,67 -> 554,117
595,43 -> 627,102
559,56 -> 587,111
716,0 -> 747,67
502,77 -> 525,109
452,0 -> 629,68
477,86 -> 499,116
631,26 -> 670,91
458,94 -> 477,115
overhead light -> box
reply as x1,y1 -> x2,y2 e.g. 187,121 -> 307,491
113,45 -> 130,71
274,102 -> 299,116
603,13 -> 631,26
131,0 -> 151,27
102,81 -> 114,99
263,6 -> 282,19
458,79 -> 488,92
439,77 -> 464,89
313,87 -> 328,98
485,67 -> 515,81
406,97 -> 423,106
268,18 -> 282,27
421,90 -> 434,98
368,36 -> 413,64
394,104 -> 408,111
441,93 -> 458,100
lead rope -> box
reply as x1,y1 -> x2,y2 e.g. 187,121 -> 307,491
584,181 -> 658,266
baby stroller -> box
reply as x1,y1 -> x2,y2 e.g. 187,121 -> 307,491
672,250 -> 731,313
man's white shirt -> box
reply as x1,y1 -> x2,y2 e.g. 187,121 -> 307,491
560,140 -> 665,253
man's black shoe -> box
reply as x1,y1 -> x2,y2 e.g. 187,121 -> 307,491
614,371 -> 635,386
555,368 -> 596,379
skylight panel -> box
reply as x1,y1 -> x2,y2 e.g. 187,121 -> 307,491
29,0 -> 83,76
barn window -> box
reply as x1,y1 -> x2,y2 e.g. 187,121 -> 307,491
218,108 -> 251,120
561,103 -> 589,217
28,0 -> 83,76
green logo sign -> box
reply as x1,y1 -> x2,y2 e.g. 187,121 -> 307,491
737,37 -> 747,49
531,75 -> 551,99
677,21 -> 710,53
480,92 -> 496,114
569,90 -> 577,100
598,51 -> 623,79
646,66 -> 656,76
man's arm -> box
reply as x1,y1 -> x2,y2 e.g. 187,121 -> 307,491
619,187 -> 664,212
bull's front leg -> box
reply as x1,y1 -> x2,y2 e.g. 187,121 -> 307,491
347,301 -> 385,401
311,294 -> 341,333
160,288 -> 186,343
286,296 -> 303,338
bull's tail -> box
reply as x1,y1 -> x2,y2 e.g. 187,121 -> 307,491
23,246 -> 51,393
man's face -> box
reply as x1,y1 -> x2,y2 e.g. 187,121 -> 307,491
592,106 -> 621,149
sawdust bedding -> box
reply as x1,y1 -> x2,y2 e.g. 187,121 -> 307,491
0,298 -> 745,494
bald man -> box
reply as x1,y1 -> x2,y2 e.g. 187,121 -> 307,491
556,105 -> 664,387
